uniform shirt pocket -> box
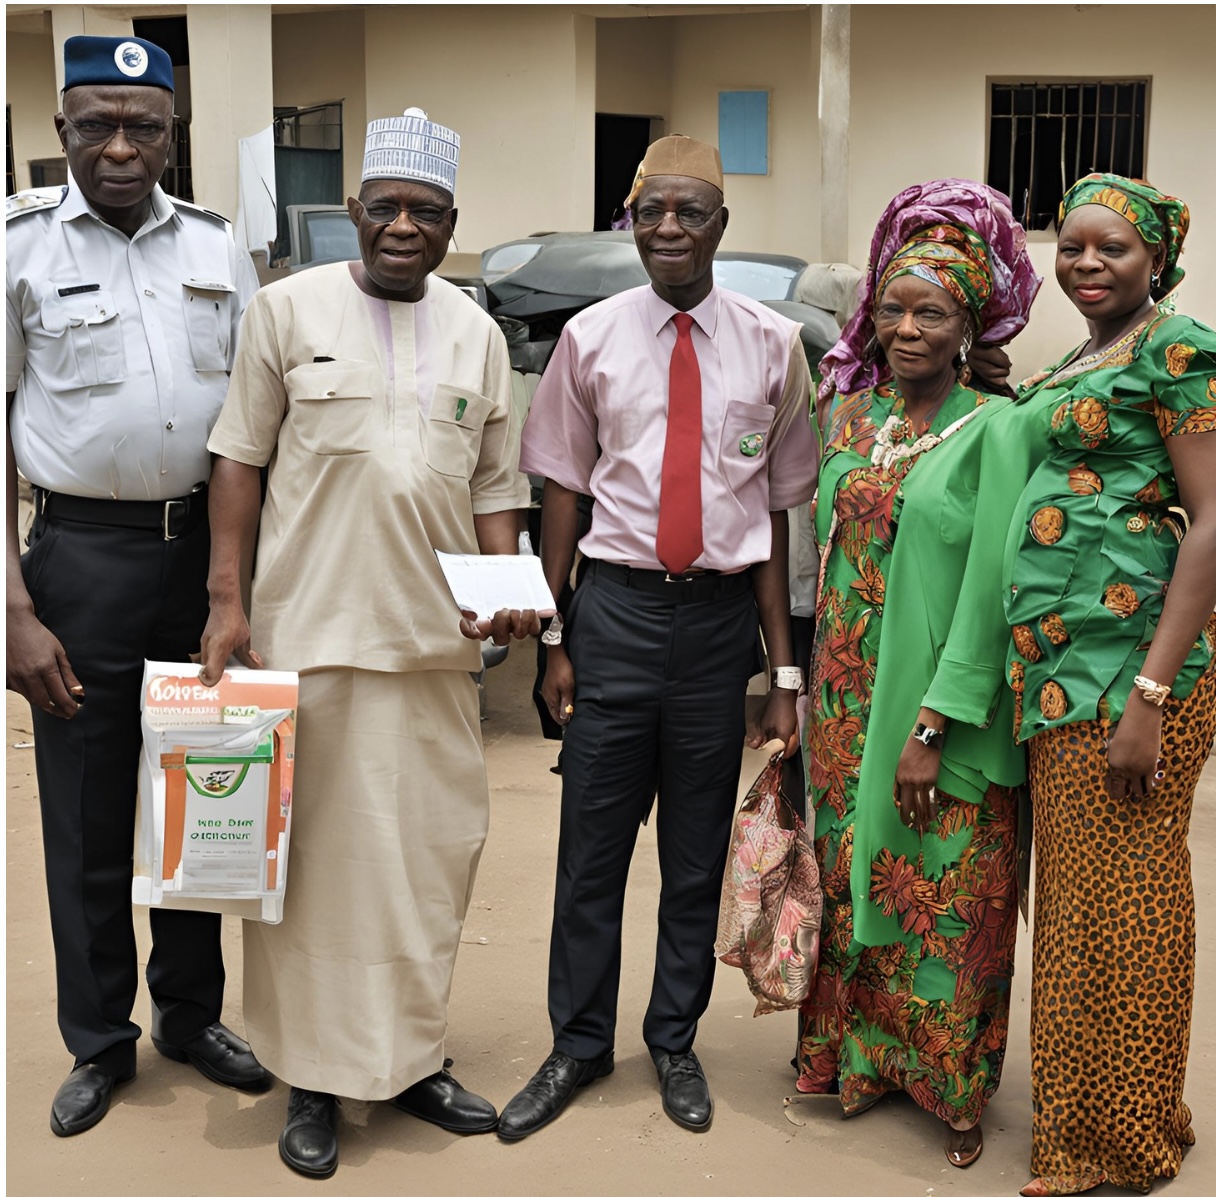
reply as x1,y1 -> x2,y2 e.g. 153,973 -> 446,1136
39,289 -> 126,388
718,400 -> 775,494
285,360 -> 380,455
424,384 -> 493,479
182,281 -> 235,372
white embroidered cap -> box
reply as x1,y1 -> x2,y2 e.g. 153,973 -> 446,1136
362,107 -> 460,196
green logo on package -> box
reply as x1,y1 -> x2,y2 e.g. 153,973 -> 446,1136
739,433 -> 764,457
455,397 -> 468,422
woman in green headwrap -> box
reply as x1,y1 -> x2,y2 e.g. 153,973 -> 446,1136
1007,175 -> 1216,1197
799,181 -> 1040,1169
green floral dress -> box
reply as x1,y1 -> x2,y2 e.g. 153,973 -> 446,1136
798,381 -> 1027,1127
1005,308 -> 1216,735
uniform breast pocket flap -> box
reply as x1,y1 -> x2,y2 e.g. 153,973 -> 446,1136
719,400 -> 775,492
39,289 -> 125,388
285,360 -> 380,455
425,384 -> 494,479
182,280 -> 235,372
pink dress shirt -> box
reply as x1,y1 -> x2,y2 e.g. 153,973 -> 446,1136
519,284 -> 818,572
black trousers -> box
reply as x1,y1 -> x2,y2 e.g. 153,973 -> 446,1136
21,513 -> 225,1076
548,565 -> 763,1059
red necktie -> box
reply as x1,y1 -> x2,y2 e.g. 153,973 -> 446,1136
656,312 -> 704,575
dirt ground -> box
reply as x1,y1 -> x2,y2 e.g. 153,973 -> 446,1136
6,647 -> 1215,1196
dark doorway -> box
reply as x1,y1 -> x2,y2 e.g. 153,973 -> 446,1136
594,114 -> 655,231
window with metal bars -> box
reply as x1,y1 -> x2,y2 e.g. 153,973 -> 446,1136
159,116 -> 193,203
987,80 -> 1149,231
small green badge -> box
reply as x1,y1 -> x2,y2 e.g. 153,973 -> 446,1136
739,433 -> 764,457
455,397 -> 468,422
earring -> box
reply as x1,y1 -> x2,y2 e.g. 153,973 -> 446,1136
862,334 -> 880,364
958,336 -> 973,386
1151,269 -> 1162,291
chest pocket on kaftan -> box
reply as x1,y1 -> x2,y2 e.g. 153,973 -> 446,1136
424,384 -> 493,479
285,360 -> 379,455
39,289 -> 126,389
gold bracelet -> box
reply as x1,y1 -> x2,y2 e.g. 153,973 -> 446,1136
1133,675 -> 1171,707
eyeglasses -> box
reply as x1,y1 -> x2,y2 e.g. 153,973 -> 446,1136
873,303 -> 967,332
359,201 -> 452,227
64,118 -> 168,146
632,203 -> 723,230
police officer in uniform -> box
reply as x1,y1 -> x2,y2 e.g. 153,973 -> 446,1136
5,35 -> 269,1137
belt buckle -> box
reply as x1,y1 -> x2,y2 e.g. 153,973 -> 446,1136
664,572 -> 691,583
163,498 -> 187,540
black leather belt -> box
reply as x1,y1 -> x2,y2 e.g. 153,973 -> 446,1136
587,559 -> 752,602
34,485 -> 208,541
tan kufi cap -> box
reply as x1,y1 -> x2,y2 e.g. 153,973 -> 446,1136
624,135 -> 724,208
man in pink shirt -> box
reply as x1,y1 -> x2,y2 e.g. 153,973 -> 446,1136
498,136 -> 819,1140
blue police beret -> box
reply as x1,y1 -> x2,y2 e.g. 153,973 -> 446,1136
63,36 -> 174,93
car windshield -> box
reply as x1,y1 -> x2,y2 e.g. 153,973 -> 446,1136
482,242 -> 544,279
712,259 -> 801,301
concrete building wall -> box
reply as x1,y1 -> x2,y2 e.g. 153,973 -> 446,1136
271,7 -> 367,204
665,7 -> 820,261
595,15 -> 674,120
185,4 -> 274,220
362,3 -> 596,251
850,3 -> 1216,381
6,32 -> 62,192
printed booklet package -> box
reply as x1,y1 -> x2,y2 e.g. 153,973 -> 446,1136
133,661 -> 299,923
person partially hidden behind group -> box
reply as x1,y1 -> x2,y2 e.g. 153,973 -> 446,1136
797,179 -> 1041,1168
1006,174 -> 1216,1197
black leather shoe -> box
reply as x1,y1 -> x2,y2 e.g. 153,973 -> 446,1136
50,1063 -> 134,1137
653,1049 -> 713,1132
393,1058 -> 498,1133
279,1088 -> 338,1179
497,1049 -> 614,1142
153,1022 -> 273,1092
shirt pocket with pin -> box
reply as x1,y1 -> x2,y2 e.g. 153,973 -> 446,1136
423,384 -> 494,479
285,360 -> 380,455
718,400 -> 775,495
38,288 -> 126,389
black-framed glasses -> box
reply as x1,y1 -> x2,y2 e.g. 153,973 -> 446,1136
632,203 -> 723,230
873,303 -> 966,331
358,200 -> 452,227
64,118 -> 168,146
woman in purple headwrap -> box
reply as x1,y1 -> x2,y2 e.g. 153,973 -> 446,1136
797,180 -> 1040,1168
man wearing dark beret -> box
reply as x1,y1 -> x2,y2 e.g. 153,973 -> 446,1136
6,34 -> 268,1137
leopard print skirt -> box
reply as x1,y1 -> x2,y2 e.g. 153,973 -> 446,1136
1026,667 -> 1216,1194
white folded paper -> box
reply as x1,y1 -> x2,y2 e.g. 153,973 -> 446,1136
435,551 -> 557,618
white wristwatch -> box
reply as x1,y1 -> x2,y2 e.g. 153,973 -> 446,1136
541,613 -> 564,647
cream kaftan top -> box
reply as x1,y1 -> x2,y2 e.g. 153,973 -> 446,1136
209,262 -> 529,674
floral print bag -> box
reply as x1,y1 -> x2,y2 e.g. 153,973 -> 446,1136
715,748 -> 824,1015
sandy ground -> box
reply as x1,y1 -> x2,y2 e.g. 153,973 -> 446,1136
6,647 -> 1215,1197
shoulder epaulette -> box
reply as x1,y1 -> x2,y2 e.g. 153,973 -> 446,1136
168,195 -> 231,225
5,186 -> 68,220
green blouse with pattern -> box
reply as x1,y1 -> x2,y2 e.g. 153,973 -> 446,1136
1004,308 -> 1216,741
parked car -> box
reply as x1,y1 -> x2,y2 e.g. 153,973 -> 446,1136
482,230 -> 840,378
